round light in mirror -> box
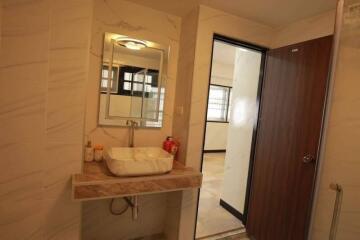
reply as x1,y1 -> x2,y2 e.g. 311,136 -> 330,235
116,37 -> 147,50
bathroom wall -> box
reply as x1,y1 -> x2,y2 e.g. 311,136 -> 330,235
272,10 -> 336,48
311,1 -> 360,239
0,0 -> 93,239
204,42 -> 235,151
167,7 -> 200,239
0,1 -> 342,240
204,122 -> 228,151
221,48 -> 262,214
45,1 -> 93,239
83,0 -> 181,239
0,1 -> 49,238
172,7 -> 199,164
174,5 -> 274,239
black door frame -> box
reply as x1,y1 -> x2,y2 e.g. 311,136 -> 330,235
194,33 -> 268,239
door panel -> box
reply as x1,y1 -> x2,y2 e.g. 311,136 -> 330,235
247,36 -> 333,239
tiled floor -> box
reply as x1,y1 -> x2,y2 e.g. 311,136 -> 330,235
196,153 -> 244,239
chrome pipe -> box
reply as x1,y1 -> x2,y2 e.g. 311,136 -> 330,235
329,183 -> 343,240
131,196 -> 139,221
126,120 -> 138,147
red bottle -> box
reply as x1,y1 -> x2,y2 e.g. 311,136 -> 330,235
163,136 -> 174,153
163,136 -> 180,159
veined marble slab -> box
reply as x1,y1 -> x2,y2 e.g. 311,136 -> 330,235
72,161 -> 202,201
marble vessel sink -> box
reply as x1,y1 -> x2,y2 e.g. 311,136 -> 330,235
104,147 -> 174,177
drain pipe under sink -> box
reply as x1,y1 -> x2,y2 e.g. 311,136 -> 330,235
109,196 -> 139,221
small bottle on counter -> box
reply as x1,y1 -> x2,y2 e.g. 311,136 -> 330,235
163,136 -> 180,159
85,141 -> 94,162
94,144 -> 104,162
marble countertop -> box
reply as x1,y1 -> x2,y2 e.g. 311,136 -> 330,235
72,161 -> 202,201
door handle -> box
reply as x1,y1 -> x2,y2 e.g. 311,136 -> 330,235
303,154 -> 315,164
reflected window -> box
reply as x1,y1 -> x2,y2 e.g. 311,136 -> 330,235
144,87 -> 165,128
118,65 -> 159,98
207,84 -> 231,122
100,65 -> 119,93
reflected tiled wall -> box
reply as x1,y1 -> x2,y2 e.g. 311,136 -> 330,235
0,0 -> 93,239
311,1 -> 360,239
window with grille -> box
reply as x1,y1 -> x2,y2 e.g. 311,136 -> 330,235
207,84 -> 231,122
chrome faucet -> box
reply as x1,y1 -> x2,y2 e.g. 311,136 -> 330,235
126,120 -> 138,147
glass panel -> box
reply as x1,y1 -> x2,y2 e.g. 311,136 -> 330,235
134,72 -> 145,82
145,84 -> 152,93
124,72 -> 132,81
146,75 -> 152,84
124,82 -> 131,90
100,66 -> 118,93
133,83 -> 143,92
102,69 -> 109,78
101,79 -> 108,88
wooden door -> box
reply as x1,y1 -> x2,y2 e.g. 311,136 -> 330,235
247,36 -> 333,239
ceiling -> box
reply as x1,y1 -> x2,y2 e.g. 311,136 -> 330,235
127,0 -> 337,27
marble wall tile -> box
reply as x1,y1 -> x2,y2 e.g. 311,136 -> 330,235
166,9 -> 201,239
44,0 -> 93,239
172,7 -> 199,164
0,1 -> 49,239
0,0 -> 50,67
83,0 -> 181,239
1,0 -> 93,239
0,142 -> 44,240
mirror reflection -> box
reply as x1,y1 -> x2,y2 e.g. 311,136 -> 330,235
98,33 -> 167,128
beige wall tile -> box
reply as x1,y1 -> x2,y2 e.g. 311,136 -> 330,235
45,1 -> 93,239
0,1 -> 49,239
0,0 -> 93,239
272,10 -> 336,48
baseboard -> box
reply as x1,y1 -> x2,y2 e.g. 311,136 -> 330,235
220,199 -> 245,224
203,149 -> 226,153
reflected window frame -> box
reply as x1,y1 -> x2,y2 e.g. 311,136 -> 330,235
100,65 -> 119,94
118,65 -> 159,98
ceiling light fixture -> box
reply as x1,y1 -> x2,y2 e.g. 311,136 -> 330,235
116,37 -> 147,50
